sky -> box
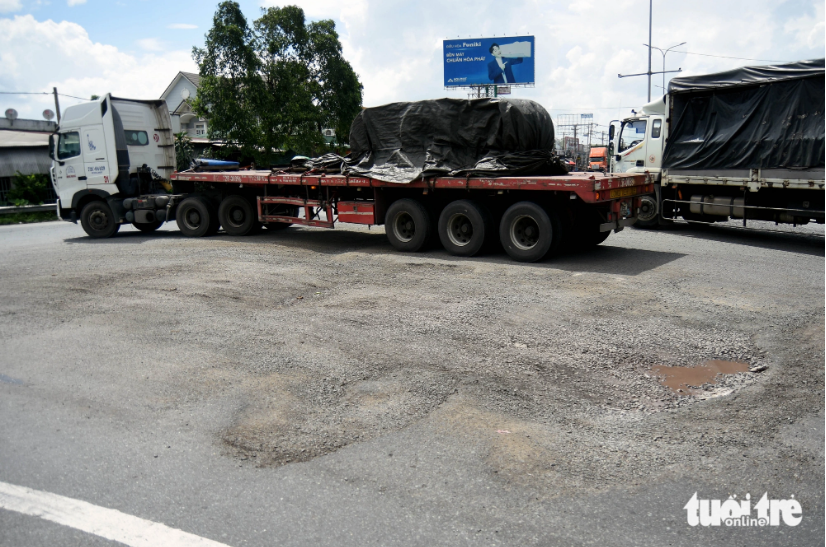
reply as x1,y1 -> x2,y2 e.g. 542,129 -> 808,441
1,0 -> 823,143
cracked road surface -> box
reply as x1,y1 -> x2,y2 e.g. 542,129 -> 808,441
0,219 -> 823,546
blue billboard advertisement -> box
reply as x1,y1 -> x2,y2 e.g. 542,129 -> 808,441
443,36 -> 535,87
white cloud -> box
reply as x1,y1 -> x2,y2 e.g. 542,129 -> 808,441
137,38 -> 164,51
0,0 -> 22,14
784,4 -> 825,50
67,0 -> 86,6
168,23 -> 198,30
0,15 -> 196,119
257,0 -> 822,131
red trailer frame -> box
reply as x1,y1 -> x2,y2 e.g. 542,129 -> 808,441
172,169 -> 653,227
168,168 -> 653,261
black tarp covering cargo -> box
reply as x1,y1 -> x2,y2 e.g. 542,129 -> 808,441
344,98 -> 566,183
662,58 -> 825,170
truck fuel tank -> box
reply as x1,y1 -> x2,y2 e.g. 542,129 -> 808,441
690,195 -> 745,218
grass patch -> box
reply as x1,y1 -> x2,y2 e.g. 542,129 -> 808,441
0,211 -> 59,225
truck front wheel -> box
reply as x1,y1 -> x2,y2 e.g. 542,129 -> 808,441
636,194 -> 659,228
80,201 -> 120,239
176,197 -> 219,237
499,202 -> 556,262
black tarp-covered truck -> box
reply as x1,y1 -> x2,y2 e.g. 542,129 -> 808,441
612,58 -> 824,227
51,96 -> 652,262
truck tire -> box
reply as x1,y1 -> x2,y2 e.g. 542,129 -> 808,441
80,200 -> 120,239
132,220 -> 163,233
218,195 -> 260,236
636,194 -> 659,228
385,198 -> 432,252
176,197 -> 218,237
438,200 -> 492,257
499,202 -> 557,262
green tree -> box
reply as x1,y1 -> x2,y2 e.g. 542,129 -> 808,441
174,132 -> 195,171
192,1 -> 262,162
193,2 -> 362,165
7,172 -> 52,205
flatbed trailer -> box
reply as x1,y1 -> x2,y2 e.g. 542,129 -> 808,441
165,169 -> 653,262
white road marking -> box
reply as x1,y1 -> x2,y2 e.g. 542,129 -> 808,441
0,481 -> 231,546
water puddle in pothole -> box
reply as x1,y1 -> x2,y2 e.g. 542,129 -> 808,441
651,360 -> 749,395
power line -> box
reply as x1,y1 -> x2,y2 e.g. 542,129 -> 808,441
672,50 -> 786,63
0,91 -> 91,100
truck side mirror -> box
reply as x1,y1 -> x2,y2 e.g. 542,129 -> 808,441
48,134 -> 55,160
608,125 -> 615,140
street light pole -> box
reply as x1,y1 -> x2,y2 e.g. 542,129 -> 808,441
644,42 -> 686,92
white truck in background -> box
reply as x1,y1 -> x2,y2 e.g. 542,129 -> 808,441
610,58 -> 825,228
49,94 -> 176,235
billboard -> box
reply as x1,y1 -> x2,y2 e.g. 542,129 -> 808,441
444,36 -> 535,87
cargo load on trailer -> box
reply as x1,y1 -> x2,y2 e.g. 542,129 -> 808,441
344,98 -> 568,183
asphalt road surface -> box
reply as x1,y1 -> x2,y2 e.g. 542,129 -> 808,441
1,218 -> 823,546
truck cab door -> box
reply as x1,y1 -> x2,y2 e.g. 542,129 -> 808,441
53,131 -> 85,204
615,118 -> 648,173
646,117 -> 664,174
81,125 -> 113,188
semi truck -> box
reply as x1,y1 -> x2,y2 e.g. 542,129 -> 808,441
611,58 -> 824,227
49,94 -> 653,262
588,147 -> 609,171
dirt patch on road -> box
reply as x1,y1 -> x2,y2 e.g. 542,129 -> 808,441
222,367 -> 458,465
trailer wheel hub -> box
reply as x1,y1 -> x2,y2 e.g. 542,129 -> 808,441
510,215 -> 540,250
393,212 -> 416,243
447,213 -> 473,246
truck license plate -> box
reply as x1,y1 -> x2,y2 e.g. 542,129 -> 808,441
609,187 -> 637,199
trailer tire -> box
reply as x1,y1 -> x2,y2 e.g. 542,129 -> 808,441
586,229 -> 611,246
438,200 -> 492,257
176,197 -> 217,237
385,198 -> 432,252
132,220 -> 163,233
219,195 -> 260,236
499,202 -> 556,262
80,200 -> 120,239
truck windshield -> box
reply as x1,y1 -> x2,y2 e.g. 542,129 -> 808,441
57,132 -> 81,160
618,120 -> 647,152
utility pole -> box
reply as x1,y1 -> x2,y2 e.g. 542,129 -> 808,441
617,2 -> 682,102
647,0 -> 652,101
53,87 -> 61,123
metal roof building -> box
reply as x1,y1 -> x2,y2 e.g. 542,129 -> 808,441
0,130 -> 53,203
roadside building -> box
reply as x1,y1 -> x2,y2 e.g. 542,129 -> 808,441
160,72 -> 209,142
0,130 -> 54,204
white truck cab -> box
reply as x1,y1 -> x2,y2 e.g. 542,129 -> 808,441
50,94 -> 175,236
612,97 -> 665,179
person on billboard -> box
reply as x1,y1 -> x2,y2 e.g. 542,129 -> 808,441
487,43 -> 523,84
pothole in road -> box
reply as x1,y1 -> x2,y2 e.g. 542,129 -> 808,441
221,367 -> 457,466
651,360 -> 751,395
